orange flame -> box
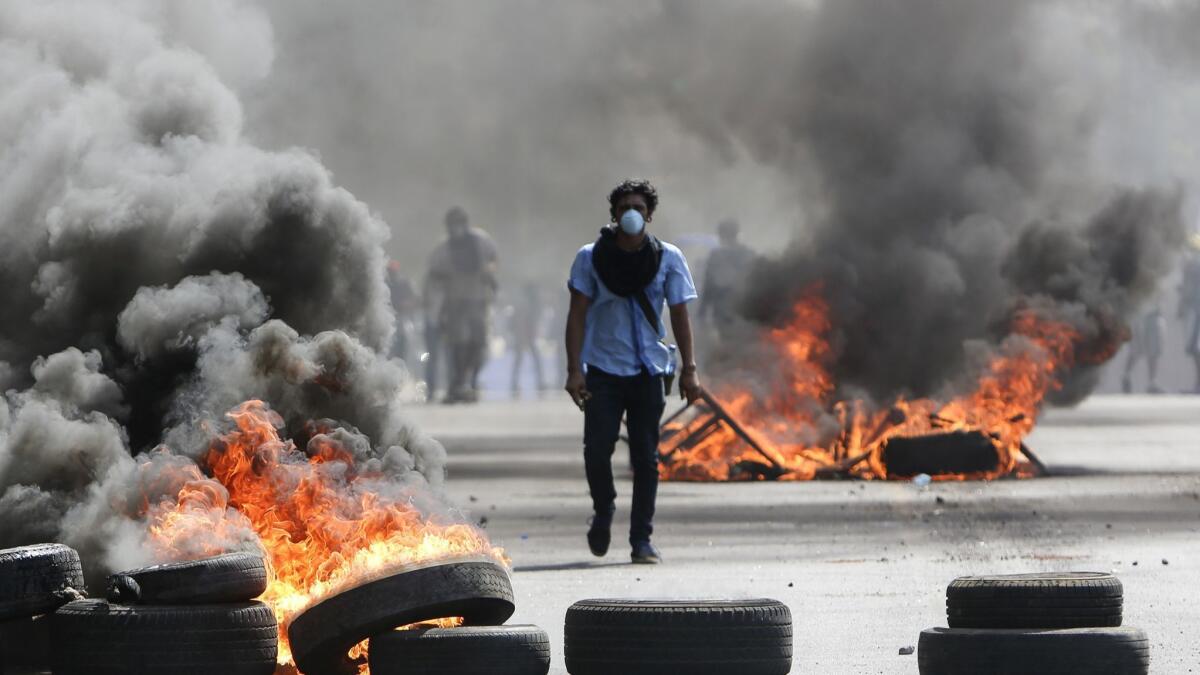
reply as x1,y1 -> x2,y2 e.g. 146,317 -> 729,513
662,286 -> 1095,482
143,401 -> 505,672
345,618 -> 464,674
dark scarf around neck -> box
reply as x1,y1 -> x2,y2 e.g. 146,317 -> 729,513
591,226 -> 663,297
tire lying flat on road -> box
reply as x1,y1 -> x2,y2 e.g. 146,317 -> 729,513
0,544 -> 85,621
50,599 -> 278,675
947,572 -> 1122,629
370,625 -> 550,675
288,557 -> 515,675
946,604 -> 1122,629
565,598 -> 792,675
106,552 -> 268,604
918,626 -> 1149,675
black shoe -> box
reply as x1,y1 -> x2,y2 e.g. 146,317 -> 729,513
631,541 -> 661,565
587,515 -> 612,557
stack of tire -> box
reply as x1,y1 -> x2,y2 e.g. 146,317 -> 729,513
51,552 -> 278,675
918,572 -> 1149,674
564,598 -> 793,675
287,555 -> 550,675
0,544 -> 87,674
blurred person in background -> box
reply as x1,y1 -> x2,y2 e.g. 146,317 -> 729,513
425,206 -> 498,403
698,218 -> 755,343
386,260 -> 418,366
1122,303 -> 1166,394
1180,233 -> 1200,393
422,263 -> 443,401
564,179 -> 702,565
509,280 -> 547,397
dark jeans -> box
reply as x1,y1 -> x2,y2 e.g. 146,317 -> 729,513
583,367 -> 666,546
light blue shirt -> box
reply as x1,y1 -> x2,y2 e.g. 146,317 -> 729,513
568,240 -> 698,377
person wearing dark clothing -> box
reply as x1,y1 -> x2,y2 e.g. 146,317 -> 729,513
699,218 -> 755,341
564,179 -> 702,564
425,207 -> 498,403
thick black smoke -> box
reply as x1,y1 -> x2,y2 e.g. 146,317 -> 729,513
0,0 -> 445,582
244,0 -> 1194,404
245,0 -> 810,275
631,0 -> 1189,404
0,0 -> 1195,577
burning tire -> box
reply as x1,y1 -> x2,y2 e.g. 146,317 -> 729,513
0,544 -> 85,621
917,627 -> 1149,674
946,572 -> 1123,629
369,625 -> 550,675
564,598 -> 792,675
106,552 -> 268,604
288,557 -> 515,675
50,599 -> 278,674
881,431 -> 1003,478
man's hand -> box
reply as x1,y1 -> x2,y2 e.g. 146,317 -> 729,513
678,368 -> 702,403
565,370 -> 590,410
668,303 -> 701,403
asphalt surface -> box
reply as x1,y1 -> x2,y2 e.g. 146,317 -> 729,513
412,394 -> 1200,674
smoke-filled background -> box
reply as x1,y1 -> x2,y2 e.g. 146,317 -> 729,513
248,0 -> 1199,396
1,0 -> 1199,578
0,0 -> 448,583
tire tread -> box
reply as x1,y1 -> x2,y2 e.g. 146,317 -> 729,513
564,599 -> 792,675
50,599 -> 277,675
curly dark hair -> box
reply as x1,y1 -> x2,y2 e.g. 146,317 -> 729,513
607,179 -> 659,220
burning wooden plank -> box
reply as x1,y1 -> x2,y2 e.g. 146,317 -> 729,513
659,285 -> 1077,483
659,390 -> 787,481
660,392 -> 1046,481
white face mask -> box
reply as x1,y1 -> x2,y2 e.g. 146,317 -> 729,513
619,209 -> 645,235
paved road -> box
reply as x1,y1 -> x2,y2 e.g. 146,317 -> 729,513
411,395 -> 1200,674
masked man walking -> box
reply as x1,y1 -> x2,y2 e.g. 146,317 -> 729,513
564,179 -> 702,564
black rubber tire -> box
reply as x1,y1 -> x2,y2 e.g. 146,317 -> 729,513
369,624 -> 550,675
946,572 -> 1123,629
0,614 -> 51,672
917,626 -> 1149,674
288,557 -> 515,675
50,598 -> 277,674
106,552 -> 268,604
0,544 -> 86,621
564,598 -> 792,675
947,605 -> 1122,629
